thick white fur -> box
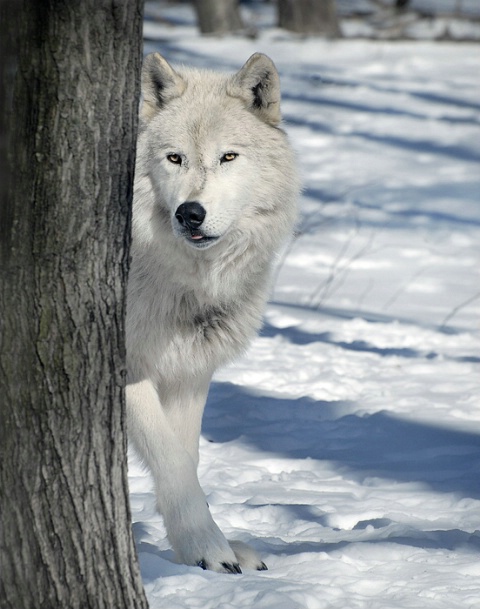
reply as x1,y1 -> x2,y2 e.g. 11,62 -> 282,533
126,53 -> 299,573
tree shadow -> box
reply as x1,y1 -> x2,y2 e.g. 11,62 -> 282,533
284,107 -> 479,164
289,70 -> 480,121
253,522 -> 480,558
283,89 -> 480,127
202,381 -> 480,558
348,182 -> 480,229
260,319 -> 480,363
204,382 -> 480,500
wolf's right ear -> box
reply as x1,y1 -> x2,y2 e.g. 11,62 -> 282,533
141,53 -> 186,119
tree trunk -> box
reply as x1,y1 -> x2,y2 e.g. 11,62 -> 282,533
194,0 -> 244,35
278,0 -> 342,37
0,1 -> 148,608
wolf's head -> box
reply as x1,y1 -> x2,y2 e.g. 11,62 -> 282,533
136,53 -> 297,255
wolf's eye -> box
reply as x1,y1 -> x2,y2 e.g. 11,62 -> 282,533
167,154 -> 182,165
221,153 -> 238,163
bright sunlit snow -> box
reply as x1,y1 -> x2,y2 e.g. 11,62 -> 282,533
130,4 -> 480,608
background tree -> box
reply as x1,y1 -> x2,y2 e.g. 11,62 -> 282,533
193,0 -> 244,35
0,1 -> 148,608
278,0 -> 342,37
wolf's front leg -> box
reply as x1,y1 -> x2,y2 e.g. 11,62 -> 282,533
126,378 -> 241,573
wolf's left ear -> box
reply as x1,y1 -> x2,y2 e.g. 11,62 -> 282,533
141,53 -> 186,119
228,53 -> 281,126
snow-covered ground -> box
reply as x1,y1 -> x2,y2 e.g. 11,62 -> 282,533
130,5 -> 480,608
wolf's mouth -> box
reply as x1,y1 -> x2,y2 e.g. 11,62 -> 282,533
183,229 -> 219,248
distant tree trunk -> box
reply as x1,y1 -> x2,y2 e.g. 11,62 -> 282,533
194,0 -> 244,34
0,1 -> 148,608
278,0 -> 342,37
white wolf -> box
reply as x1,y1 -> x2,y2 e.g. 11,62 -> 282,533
126,52 -> 299,573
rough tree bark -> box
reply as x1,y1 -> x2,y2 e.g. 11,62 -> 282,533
194,0 -> 244,35
278,0 -> 342,37
0,1 -> 148,608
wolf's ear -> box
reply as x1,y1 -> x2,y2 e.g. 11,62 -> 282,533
228,53 -> 281,126
141,53 -> 186,119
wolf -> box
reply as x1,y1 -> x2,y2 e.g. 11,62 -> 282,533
126,52 -> 299,573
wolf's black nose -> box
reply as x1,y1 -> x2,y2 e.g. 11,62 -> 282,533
175,202 -> 206,229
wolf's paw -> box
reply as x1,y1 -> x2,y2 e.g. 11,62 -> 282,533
189,537 -> 241,574
172,517 -> 243,573
195,541 -> 267,573
166,500 -> 266,573
229,540 -> 268,571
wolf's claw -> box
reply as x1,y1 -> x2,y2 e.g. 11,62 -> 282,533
197,559 -> 242,574
222,561 -> 242,574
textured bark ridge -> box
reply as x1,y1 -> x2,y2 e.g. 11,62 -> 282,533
0,2 -> 148,608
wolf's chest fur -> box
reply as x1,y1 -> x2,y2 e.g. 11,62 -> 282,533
160,279 -> 262,377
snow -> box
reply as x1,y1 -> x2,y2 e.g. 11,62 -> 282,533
131,4 -> 480,608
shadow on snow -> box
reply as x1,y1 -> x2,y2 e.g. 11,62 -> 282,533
260,319 -> 480,363
204,382 -> 480,501
201,380 -> 480,557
